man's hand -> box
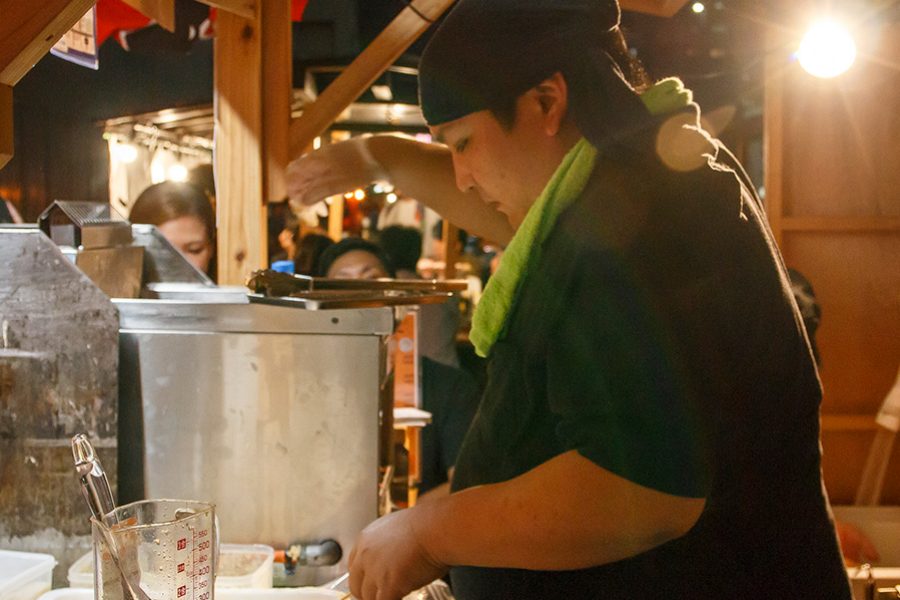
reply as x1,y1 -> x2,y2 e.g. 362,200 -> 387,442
286,137 -> 387,210
348,508 -> 448,600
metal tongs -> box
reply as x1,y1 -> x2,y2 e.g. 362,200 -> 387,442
72,434 -> 150,600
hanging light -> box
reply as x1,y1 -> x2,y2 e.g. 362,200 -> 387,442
167,163 -> 188,182
691,2 -> 705,14
797,19 -> 857,79
111,140 -> 138,164
386,192 -> 398,204
353,189 -> 366,201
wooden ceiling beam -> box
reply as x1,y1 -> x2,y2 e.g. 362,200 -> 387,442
621,0 -> 690,17
288,0 -> 455,158
0,0 -> 96,86
120,0 -> 176,32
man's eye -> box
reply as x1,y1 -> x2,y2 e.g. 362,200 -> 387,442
454,138 -> 469,153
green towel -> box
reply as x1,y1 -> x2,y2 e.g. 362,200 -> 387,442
469,77 -> 693,358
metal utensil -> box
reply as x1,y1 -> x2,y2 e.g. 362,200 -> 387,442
72,434 -> 150,600
72,433 -> 116,522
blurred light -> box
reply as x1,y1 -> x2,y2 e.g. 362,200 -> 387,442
373,183 -> 384,194
386,193 -> 398,204
313,136 -> 322,150
797,19 -> 857,78
112,141 -> 138,164
382,184 -> 394,194
167,164 -> 188,182
354,189 -> 366,201
371,85 -> 393,101
692,2 -> 705,13
344,192 -> 354,199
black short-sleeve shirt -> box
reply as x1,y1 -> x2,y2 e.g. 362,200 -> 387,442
449,139 -> 850,599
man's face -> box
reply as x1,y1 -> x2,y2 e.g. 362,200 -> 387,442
430,101 -> 550,229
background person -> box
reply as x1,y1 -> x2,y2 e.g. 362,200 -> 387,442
130,180 -> 216,279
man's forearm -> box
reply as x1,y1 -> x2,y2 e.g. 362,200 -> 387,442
411,450 -> 705,571
368,135 -> 514,245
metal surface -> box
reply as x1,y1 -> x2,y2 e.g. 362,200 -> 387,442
116,300 -> 393,586
248,291 -> 454,310
72,246 -> 144,299
0,227 -> 119,586
131,224 -> 214,287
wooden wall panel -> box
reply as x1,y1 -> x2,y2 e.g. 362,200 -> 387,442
766,20 -> 900,506
782,234 -> 900,414
780,23 -> 900,218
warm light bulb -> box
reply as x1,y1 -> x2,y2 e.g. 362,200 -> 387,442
386,193 -> 398,204
692,2 -> 705,14
167,164 -> 188,182
797,19 -> 857,79
112,142 -> 138,164
354,189 -> 366,201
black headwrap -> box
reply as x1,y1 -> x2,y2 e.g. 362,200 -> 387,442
418,0 -> 651,150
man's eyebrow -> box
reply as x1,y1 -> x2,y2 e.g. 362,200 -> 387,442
433,129 -> 446,144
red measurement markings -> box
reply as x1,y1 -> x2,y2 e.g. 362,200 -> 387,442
177,538 -> 187,551
177,585 -> 186,598
177,563 -> 185,573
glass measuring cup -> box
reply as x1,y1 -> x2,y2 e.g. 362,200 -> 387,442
92,499 -> 218,600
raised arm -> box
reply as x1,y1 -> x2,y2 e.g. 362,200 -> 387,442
286,135 -> 514,245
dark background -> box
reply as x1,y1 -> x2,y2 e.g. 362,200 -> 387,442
0,0 -> 773,221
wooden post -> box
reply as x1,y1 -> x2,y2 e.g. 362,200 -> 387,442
327,197 -> 345,242
260,0 -> 291,204
442,220 -> 459,279
0,84 -> 12,170
214,0 -> 291,284
288,0 -> 456,158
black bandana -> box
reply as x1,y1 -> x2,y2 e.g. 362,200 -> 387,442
418,0 -> 651,149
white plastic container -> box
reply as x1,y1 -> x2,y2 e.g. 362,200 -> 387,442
217,544 -> 276,589
39,588 -> 342,600
65,552 -> 93,588
0,549 -> 57,600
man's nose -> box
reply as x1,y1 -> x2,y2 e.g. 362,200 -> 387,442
452,154 -> 475,193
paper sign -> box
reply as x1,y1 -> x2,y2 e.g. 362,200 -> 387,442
51,6 -> 100,70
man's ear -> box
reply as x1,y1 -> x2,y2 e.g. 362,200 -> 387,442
533,72 -> 569,137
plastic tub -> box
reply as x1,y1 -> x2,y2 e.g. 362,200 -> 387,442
218,544 -> 275,588
39,588 -> 342,600
0,549 -> 57,600
66,551 -> 93,588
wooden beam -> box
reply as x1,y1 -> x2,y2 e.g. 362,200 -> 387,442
120,0 -> 176,33
620,0 -> 689,17
781,216 -> 900,234
0,0 -> 96,86
214,7 -> 265,284
289,0 -> 455,158
196,0 -> 256,21
0,84 -> 12,170
260,0 -> 291,203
